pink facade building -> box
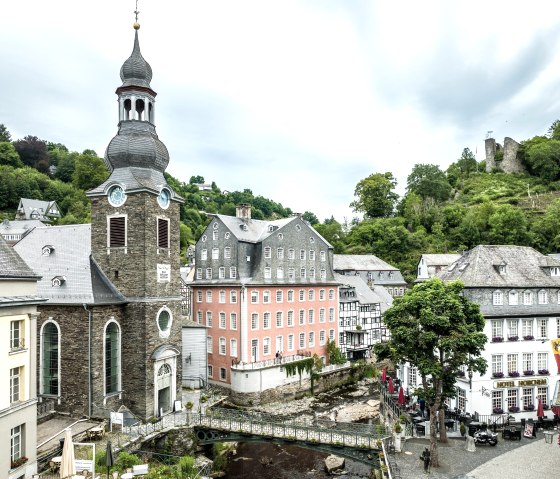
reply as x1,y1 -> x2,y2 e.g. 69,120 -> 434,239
192,206 -> 339,390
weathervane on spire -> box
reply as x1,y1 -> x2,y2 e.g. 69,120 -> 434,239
133,0 -> 140,29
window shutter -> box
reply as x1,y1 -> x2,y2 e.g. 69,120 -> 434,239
109,217 -> 126,247
158,218 -> 169,248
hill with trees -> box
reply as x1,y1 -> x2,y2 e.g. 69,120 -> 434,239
3,121 -> 560,279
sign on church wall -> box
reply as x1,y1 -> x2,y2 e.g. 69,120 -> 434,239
157,264 -> 171,283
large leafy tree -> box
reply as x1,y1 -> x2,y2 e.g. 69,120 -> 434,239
72,151 -> 109,190
524,139 -> 560,182
350,172 -> 398,218
13,135 -> 50,173
407,164 -> 451,202
374,279 -> 487,468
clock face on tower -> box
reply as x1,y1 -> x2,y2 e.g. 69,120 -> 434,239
108,185 -> 126,207
157,188 -> 171,209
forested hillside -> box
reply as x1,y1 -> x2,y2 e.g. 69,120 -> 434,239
3,121 -> 560,282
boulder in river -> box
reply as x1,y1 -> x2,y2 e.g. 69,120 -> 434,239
324,454 -> 345,473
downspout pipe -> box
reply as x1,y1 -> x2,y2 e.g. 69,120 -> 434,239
83,303 -> 92,417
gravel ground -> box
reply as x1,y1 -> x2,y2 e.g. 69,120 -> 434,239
394,430 -> 559,478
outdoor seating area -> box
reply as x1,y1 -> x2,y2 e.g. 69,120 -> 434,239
85,422 -> 106,441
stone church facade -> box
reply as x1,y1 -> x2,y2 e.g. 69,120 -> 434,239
15,23 -> 184,422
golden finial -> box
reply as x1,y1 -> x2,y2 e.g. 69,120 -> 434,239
133,0 -> 140,29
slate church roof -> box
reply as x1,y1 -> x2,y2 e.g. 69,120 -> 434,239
13,224 -> 126,305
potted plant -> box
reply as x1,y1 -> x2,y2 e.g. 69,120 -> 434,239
394,422 -> 402,434
543,404 -> 550,410
524,404 -> 535,411
508,336 -> 519,341
508,371 -> 520,377
523,370 -> 534,376
11,456 -> 28,469
492,372 -> 504,378
456,370 -> 466,378
492,336 -> 504,342
492,407 -> 504,414
523,335 -> 534,340
538,369 -> 549,375
459,422 -> 466,437
508,406 -> 520,413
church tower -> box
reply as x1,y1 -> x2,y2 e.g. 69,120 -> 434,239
87,20 -> 183,420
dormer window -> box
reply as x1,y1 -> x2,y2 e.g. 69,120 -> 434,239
551,267 -> 560,277
213,223 -> 219,230
497,262 -> 507,274
51,276 -> 66,287
42,245 -> 54,256
268,225 -> 274,232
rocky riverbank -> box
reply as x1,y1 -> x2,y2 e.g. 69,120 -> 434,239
244,377 -> 381,423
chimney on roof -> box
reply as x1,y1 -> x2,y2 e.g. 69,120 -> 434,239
236,204 -> 251,222
292,212 -> 302,217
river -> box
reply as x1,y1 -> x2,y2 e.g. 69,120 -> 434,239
221,379 -> 379,478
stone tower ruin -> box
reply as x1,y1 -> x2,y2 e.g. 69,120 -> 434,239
485,137 -> 525,173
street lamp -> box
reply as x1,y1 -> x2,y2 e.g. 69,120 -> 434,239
468,369 -> 473,390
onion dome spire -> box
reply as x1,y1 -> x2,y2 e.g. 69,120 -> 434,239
119,26 -> 153,89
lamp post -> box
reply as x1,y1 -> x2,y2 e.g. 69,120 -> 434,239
468,369 -> 473,390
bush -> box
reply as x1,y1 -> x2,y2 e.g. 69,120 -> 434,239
115,451 -> 142,471
178,456 -> 197,479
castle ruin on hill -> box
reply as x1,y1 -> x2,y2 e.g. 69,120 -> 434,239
485,137 -> 525,173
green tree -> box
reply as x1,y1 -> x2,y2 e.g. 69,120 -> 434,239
457,148 -> 477,175
0,142 -> 23,167
350,172 -> 398,218
313,217 -> 347,253
302,211 -> 319,225
0,124 -> 12,142
189,175 -> 205,184
547,119 -> 560,140
55,151 -> 77,182
406,164 -> 451,202
524,139 -> 560,182
72,152 -> 109,190
374,279 -> 487,468
487,205 -> 531,245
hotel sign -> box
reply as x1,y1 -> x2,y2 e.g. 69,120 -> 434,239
494,378 -> 548,388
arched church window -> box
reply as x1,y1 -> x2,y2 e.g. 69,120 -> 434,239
41,322 -> 59,396
105,321 -> 120,395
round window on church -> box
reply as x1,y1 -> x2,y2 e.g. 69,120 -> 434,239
157,307 -> 172,338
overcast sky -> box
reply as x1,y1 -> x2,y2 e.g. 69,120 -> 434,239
2,1 -> 560,222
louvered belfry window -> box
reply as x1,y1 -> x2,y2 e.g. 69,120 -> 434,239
158,218 -> 169,248
109,216 -> 126,247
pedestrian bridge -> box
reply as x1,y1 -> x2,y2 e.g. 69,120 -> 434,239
124,406 -> 390,466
